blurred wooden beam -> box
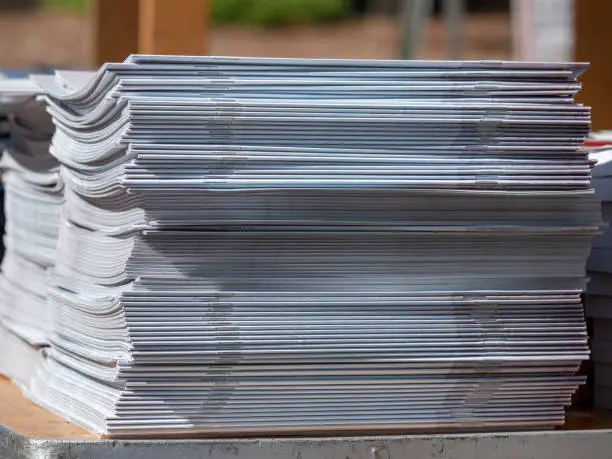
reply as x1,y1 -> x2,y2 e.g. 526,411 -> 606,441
575,0 -> 612,131
92,0 -> 208,66
92,0 -> 139,67
138,0 -> 208,55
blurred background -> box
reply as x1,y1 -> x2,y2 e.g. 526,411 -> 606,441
0,0 -> 609,128
0,0 -> 542,69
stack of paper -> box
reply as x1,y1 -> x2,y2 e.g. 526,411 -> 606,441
0,77 -> 60,391
28,56 -> 599,437
585,136 -> 612,408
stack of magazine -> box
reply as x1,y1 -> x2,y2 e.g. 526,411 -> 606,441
27,56 -> 599,437
0,76 -> 60,391
585,135 -> 612,408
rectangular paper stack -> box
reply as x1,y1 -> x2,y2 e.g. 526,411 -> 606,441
28,56 -> 599,437
585,136 -> 612,408
0,76 -> 61,391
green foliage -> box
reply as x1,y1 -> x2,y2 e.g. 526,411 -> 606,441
40,0 -> 351,27
42,0 -> 90,13
211,0 -> 351,27
212,0 -> 250,23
